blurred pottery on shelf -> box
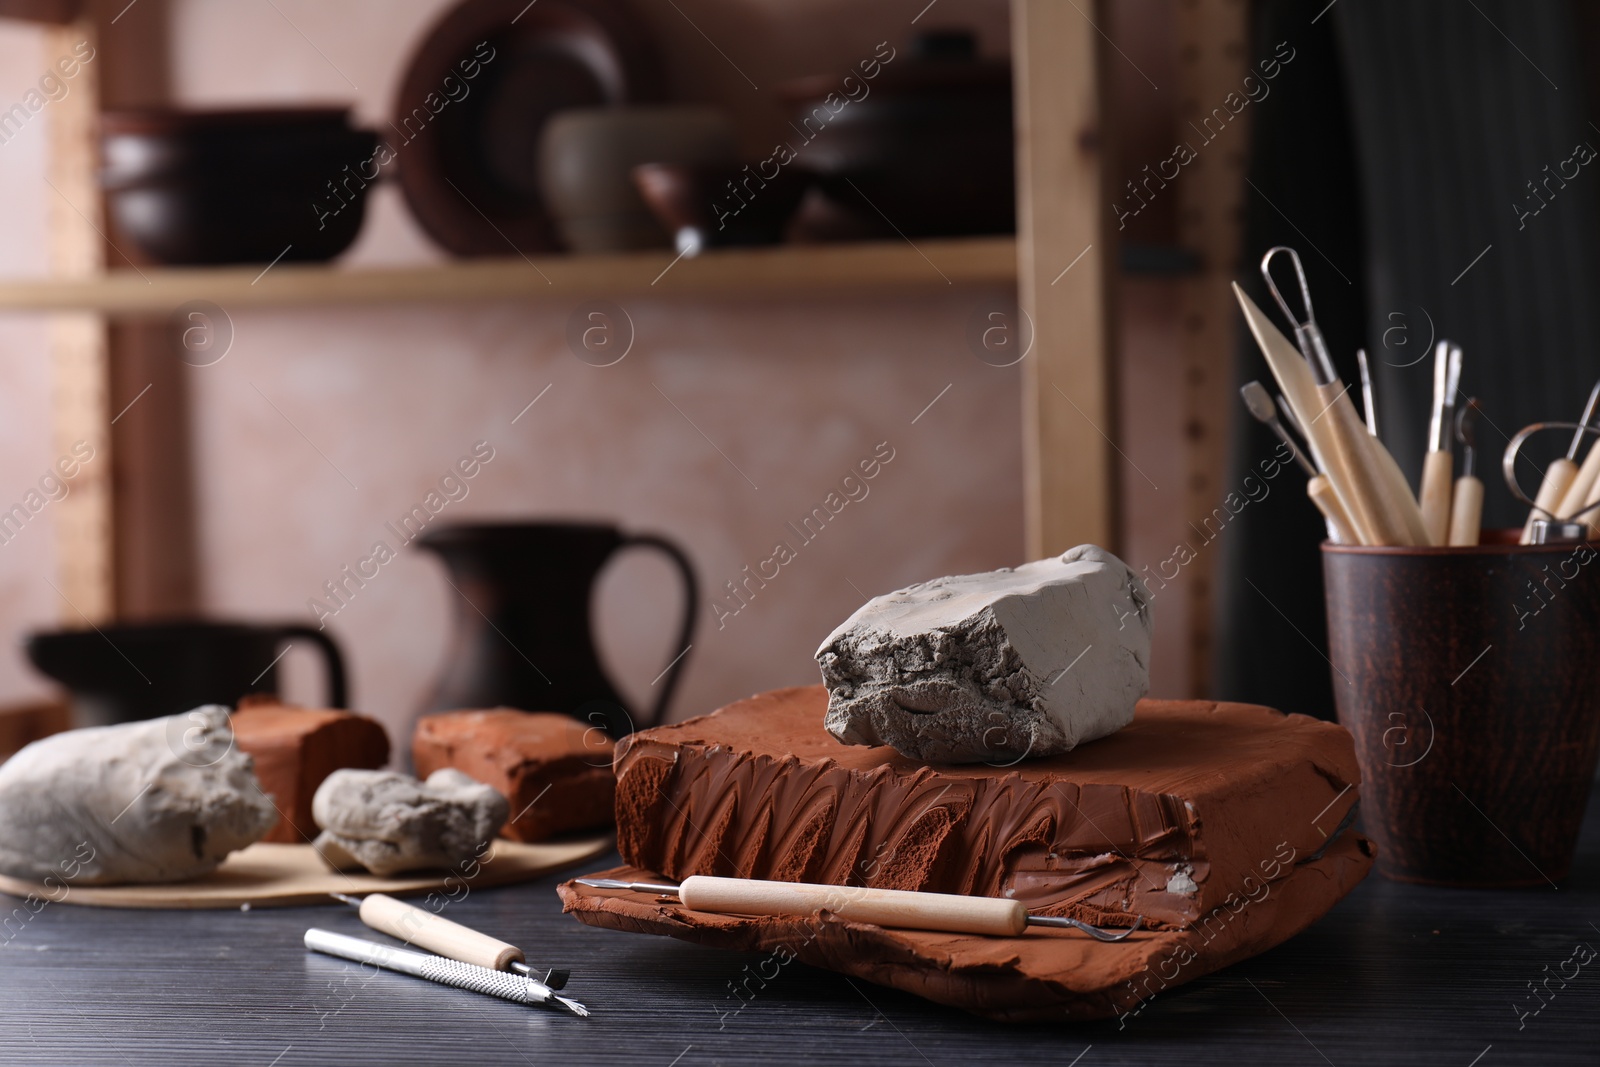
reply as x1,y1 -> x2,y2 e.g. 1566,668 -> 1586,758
392,0 -> 665,257
99,107 -> 378,265
632,162 -> 812,254
25,620 -> 348,727
779,30 -> 1014,239
537,106 -> 736,253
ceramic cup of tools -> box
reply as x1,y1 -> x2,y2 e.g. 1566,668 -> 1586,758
1322,531 -> 1600,886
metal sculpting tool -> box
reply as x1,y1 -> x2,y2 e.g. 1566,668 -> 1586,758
1241,381 -> 1353,542
304,928 -> 590,1015
1237,274 -> 1428,544
575,875 -> 1143,941
1356,348 -> 1379,436
1505,420 -> 1600,543
329,892 -> 570,988
1448,399 -> 1483,546
1522,379 -> 1600,542
1419,342 -> 1463,545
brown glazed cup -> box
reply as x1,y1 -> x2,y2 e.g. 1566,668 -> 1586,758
1322,531 -> 1600,886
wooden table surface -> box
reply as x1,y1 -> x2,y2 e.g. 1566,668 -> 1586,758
3,792 -> 1597,1066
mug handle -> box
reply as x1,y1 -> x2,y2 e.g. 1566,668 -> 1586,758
616,533 -> 698,730
270,625 -> 349,709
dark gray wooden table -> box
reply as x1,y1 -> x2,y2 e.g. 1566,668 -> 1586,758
3,793 -> 1597,1067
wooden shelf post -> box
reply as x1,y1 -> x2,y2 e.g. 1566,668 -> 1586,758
1012,0 -> 1118,558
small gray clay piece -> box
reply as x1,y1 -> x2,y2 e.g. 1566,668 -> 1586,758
312,768 -> 508,876
816,545 -> 1152,763
0,705 -> 278,885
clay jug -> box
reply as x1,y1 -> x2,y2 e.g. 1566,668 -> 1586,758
416,521 -> 697,736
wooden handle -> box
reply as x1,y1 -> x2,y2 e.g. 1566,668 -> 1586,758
1307,474 -> 1355,544
1557,440 -> 1600,520
357,893 -> 524,971
1448,476 -> 1483,546
1418,450 -> 1455,546
1369,434 -> 1431,545
1319,383 -> 1419,545
1521,457 -> 1578,543
678,876 -> 1027,936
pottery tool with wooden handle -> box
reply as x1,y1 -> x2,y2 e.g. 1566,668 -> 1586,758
1449,398 -> 1483,546
331,892 -> 569,988
1502,420 -> 1600,542
1234,284 -> 1376,543
1249,249 -> 1428,545
575,875 -> 1144,940
1521,380 -> 1600,543
1240,381 -> 1354,542
304,928 -> 590,1015
1355,346 -> 1430,542
1419,342 -> 1462,545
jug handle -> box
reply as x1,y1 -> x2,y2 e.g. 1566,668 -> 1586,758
269,626 -> 350,709
617,533 -> 698,729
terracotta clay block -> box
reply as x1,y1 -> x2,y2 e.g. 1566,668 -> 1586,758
230,701 -> 391,844
570,686 -> 1372,1019
611,687 -> 1367,932
412,709 -> 615,842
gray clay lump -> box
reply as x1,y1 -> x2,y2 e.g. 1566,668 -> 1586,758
0,705 -> 278,885
816,545 -> 1152,763
312,768 -> 508,876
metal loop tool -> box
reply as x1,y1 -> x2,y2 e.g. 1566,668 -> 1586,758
1503,420 -> 1600,541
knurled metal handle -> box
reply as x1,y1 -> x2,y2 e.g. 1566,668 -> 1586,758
417,955 -> 541,1004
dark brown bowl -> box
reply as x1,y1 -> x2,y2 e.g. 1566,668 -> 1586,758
99,107 -> 378,265
631,162 -> 811,250
1322,531 -> 1600,886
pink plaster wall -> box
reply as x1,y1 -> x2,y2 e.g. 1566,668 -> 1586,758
0,23 -> 79,705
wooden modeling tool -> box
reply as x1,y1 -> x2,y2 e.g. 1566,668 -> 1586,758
304,928 -> 590,1015
1241,381 -> 1354,542
1521,379 -> 1600,543
574,876 -> 1144,940
1418,342 -> 1462,545
330,892 -> 569,988
1449,398 -> 1483,546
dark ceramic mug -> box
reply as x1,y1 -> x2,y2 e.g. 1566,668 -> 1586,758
26,620 -> 347,726
1322,531 -> 1600,886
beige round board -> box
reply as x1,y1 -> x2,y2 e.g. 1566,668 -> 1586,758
0,833 -> 614,909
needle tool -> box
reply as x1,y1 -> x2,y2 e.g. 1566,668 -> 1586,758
329,892 -> 570,989
575,875 -> 1144,941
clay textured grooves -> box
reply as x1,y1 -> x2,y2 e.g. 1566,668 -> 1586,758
611,687 -> 1366,932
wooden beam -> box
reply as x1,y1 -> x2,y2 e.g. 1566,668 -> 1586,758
1013,0 -> 1117,558
43,16 -> 113,624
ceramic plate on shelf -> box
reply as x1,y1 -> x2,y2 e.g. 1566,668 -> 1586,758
391,0 -> 664,257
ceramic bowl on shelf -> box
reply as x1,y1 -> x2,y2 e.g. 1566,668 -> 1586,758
778,30 -> 1014,239
99,107 -> 378,265
537,105 -> 736,253
632,162 -> 812,254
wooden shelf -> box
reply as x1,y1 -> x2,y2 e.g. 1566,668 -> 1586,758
0,236 -> 1016,316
